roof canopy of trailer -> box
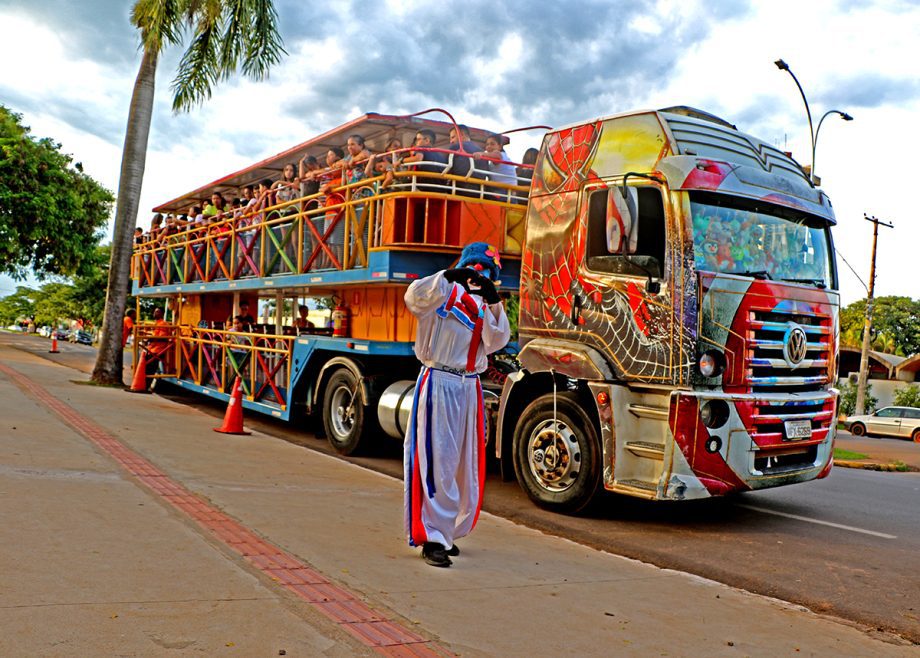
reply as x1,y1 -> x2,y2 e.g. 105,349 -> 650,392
153,112 -> 499,213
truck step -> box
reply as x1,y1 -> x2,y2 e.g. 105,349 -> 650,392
627,404 -> 669,420
625,441 -> 665,460
616,479 -> 658,492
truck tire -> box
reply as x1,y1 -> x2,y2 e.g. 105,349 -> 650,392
849,422 -> 866,437
322,368 -> 368,455
512,392 -> 601,514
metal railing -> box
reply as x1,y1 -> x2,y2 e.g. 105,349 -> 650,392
133,153 -> 531,288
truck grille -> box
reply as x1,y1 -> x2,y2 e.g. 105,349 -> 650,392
746,310 -> 832,393
749,396 -> 836,445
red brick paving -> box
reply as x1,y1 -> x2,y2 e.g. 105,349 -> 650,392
0,362 -> 446,655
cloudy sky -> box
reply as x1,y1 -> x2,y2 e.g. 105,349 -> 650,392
1,0 -> 917,306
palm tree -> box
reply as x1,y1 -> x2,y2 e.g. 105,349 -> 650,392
91,0 -> 284,385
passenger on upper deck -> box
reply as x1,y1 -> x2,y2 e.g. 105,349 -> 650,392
241,185 -> 257,211
257,179 -> 274,209
339,135 -> 372,186
147,213 -> 164,243
514,147 -> 538,204
320,147 -> 346,265
204,192 -> 228,219
272,163 -> 299,212
364,138 -> 403,188
319,147 -> 345,193
399,129 -> 448,191
447,125 -> 486,179
299,155 -> 321,199
475,134 -> 518,199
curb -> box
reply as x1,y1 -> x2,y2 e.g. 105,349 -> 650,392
834,459 -> 919,473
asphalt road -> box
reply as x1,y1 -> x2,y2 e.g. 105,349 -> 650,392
7,332 -> 920,644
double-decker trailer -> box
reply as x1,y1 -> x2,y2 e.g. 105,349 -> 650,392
132,106 -> 839,513
132,112 -> 525,454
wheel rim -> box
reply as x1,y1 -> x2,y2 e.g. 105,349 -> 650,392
526,419 -> 581,493
330,385 -> 356,439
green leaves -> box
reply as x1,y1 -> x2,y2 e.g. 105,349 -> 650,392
0,106 -> 113,280
840,296 -> 920,357
166,0 -> 286,112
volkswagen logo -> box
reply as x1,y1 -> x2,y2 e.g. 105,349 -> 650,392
783,323 -> 808,367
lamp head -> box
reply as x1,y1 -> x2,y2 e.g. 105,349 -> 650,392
840,112 -> 854,121
774,59 -> 789,71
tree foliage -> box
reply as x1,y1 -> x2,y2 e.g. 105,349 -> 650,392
893,384 -> 920,408
0,106 -> 113,279
840,296 -> 920,357
93,0 -> 285,385
838,380 -> 878,416
0,285 -> 38,325
0,245 -> 152,328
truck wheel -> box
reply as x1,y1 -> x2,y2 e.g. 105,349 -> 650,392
322,369 -> 367,455
512,392 -> 601,514
849,422 -> 866,437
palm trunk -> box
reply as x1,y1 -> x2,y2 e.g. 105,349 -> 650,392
91,48 -> 158,385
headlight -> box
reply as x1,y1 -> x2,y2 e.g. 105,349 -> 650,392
700,399 -> 730,429
698,350 -> 724,377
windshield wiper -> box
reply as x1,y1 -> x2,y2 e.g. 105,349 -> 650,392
735,270 -> 772,280
781,277 -> 826,289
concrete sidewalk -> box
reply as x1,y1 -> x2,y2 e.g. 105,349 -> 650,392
0,344 -> 914,656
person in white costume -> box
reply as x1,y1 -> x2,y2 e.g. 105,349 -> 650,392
403,242 -> 511,567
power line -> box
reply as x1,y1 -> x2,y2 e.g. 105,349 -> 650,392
834,247 -> 868,293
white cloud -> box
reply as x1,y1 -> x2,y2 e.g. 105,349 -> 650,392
1,0 -> 918,308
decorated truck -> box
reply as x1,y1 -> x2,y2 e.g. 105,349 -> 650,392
132,106 -> 838,513
497,106 -> 838,511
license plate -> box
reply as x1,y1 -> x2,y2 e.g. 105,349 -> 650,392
784,419 -> 812,440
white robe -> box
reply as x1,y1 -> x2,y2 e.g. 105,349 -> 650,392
403,271 -> 511,549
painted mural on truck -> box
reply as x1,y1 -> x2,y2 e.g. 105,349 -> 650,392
518,113 -> 698,385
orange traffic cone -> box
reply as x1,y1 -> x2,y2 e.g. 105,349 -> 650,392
214,377 -> 250,435
49,336 -> 60,353
126,351 -> 151,394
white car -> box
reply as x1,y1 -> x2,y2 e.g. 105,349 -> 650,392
844,406 -> 920,442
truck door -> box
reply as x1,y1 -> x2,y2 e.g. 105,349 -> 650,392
577,181 -> 676,383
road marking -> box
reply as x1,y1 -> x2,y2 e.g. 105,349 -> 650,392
738,504 -> 897,539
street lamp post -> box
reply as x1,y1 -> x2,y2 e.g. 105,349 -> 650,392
813,110 -> 854,183
774,59 -> 853,184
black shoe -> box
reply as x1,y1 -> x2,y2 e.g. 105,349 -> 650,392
422,542 -> 452,568
446,544 -> 459,556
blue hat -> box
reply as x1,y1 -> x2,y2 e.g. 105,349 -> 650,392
457,242 -> 502,281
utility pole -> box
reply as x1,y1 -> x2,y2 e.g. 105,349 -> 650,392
854,214 -> 894,415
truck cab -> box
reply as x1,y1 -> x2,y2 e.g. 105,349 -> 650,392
498,107 -> 839,511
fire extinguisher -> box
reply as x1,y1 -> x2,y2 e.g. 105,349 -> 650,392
332,298 -> 350,337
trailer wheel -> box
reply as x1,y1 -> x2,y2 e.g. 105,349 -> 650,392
322,368 -> 367,455
512,392 -> 601,514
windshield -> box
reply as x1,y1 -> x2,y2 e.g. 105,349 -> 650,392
690,193 -> 834,288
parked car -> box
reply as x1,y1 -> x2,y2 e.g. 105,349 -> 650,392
844,406 -> 920,442
53,328 -> 70,341
38,326 -> 52,338
70,330 -> 93,346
